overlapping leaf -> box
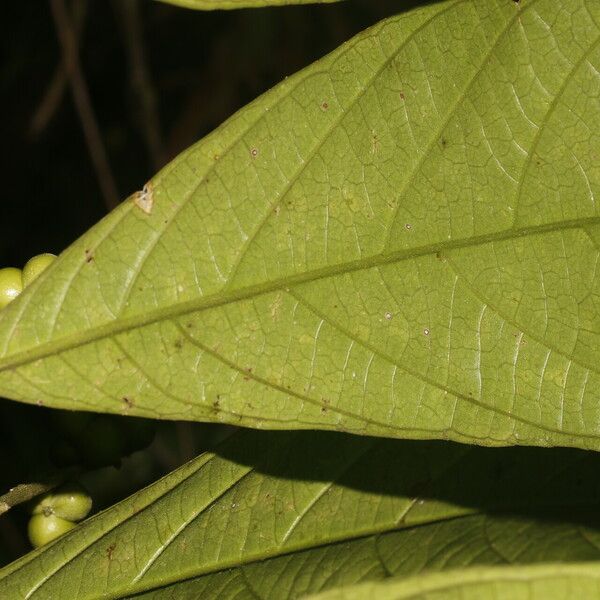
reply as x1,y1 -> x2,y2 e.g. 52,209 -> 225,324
2,430 -> 600,598
304,564 -> 600,600
0,0 -> 598,448
154,0 -> 342,9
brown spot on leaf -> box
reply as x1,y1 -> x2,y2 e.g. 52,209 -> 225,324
122,396 -> 134,409
371,132 -> 380,155
106,543 -> 116,561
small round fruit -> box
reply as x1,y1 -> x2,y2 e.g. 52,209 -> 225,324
0,268 -> 23,309
22,253 -> 56,287
32,482 -> 92,522
27,514 -> 76,548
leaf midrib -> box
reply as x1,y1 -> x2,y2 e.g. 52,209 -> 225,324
0,216 -> 597,374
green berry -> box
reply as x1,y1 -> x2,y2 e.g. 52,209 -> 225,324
31,482 -> 92,522
27,514 -> 76,548
22,253 -> 56,287
0,268 -> 23,308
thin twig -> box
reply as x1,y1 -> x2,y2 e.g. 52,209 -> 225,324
113,0 -> 165,171
49,0 -> 120,210
28,0 -> 88,138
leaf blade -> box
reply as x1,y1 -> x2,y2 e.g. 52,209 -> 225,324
0,0 -> 598,447
304,563 -> 600,600
2,430 -> 600,598
154,0 -> 342,10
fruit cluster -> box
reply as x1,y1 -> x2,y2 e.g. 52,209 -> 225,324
27,482 -> 92,548
0,253 -> 56,308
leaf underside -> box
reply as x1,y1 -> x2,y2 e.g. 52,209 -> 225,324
2,429 -> 600,598
0,0 -> 598,449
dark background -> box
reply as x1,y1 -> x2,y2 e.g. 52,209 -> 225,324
1,0 -> 424,268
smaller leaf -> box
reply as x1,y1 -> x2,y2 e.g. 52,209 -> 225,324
304,563 -> 600,600
3,430 -> 600,598
154,0 -> 342,9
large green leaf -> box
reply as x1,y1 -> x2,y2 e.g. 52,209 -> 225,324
0,0 -> 598,448
304,564 -> 600,600
153,0 -> 342,9
2,430 -> 600,598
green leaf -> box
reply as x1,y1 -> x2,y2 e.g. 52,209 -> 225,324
0,0 -> 598,448
2,430 -> 600,598
303,563 -> 600,600
153,0 -> 342,9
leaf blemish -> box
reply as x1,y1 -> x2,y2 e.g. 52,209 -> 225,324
270,293 -> 283,320
132,182 -> 154,215
106,543 -> 116,561
250,148 -> 259,158
321,101 -> 329,111
372,132 -> 379,154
